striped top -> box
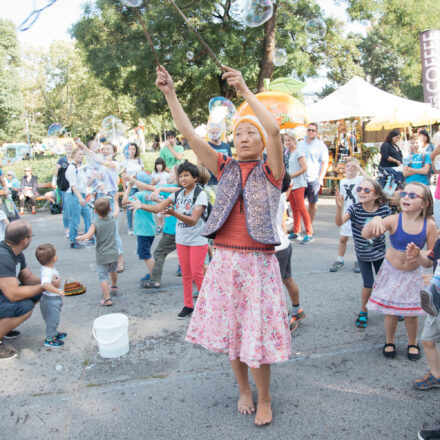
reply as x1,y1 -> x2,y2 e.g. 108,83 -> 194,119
347,203 -> 391,262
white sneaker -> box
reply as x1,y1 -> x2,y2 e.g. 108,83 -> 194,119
128,229 -> 134,235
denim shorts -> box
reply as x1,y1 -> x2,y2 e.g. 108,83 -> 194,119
0,292 -> 41,319
137,235 -> 155,260
304,180 -> 321,203
97,261 -> 118,282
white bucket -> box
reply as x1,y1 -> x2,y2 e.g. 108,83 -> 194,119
93,313 -> 129,358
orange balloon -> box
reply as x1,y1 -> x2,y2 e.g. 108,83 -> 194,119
232,91 -> 309,129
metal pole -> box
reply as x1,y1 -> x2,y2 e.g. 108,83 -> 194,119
25,111 -> 30,145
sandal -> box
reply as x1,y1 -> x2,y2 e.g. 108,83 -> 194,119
100,298 -> 113,307
110,286 -> 118,296
407,344 -> 421,361
383,343 -> 396,358
355,311 -> 368,330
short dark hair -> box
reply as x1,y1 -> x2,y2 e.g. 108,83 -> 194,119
166,130 -> 176,139
154,157 -> 166,172
5,220 -> 32,245
94,197 -> 111,217
129,142 -> 140,158
177,161 -> 199,180
35,243 -> 56,266
308,122 -> 318,131
418,129 -> 431,144
385,129 -> 401,144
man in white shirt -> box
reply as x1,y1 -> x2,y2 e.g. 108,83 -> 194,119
297,123 -> 329,241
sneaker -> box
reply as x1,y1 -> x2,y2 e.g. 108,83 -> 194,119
70,241 -> 84,249
421,283 -> 440,317
0,340 -> 17,360
414,372 -> 440,390
301,235 -> 314,244
289,233 -> 301,240
418,429 -> 440,439
44,338 -> 64,347
290,318 -> 299,332
353,261 -> 361,273
140,273 -> 151,281
176,266 -> 182,277
128,229 -> 134,236
177,306 -> 194,319
140,273 -> 151,287
329,261 -> 344,272
55,332 -> 67,340
4,330 -> 20,339
290,309 -> 306,331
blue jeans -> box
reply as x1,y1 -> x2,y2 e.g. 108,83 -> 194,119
60,190 -> 70,230
126,187 -> 139,230
95,191 -> 123,255
67,192 -> 91,244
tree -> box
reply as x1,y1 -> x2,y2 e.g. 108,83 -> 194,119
0,19 -> 24,143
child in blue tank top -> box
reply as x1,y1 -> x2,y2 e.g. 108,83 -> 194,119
363,181 -> 437,360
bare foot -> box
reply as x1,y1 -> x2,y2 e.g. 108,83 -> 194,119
254,401 -> 272,426
237,390 -> 255,415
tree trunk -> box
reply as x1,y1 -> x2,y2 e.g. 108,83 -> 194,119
257,2 -> 277,92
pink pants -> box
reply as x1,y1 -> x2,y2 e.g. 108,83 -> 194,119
289,187 -> 313,235
176,244 -> 208,308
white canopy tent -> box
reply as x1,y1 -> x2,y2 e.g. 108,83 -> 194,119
308,76 -> 440,126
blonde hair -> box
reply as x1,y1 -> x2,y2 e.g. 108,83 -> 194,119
197,164 -> 211,186
402,181 -> 433,218
344,157 -> 360,166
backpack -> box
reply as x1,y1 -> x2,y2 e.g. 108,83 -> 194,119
175,184 -> 213,221
57,161 -> 70,191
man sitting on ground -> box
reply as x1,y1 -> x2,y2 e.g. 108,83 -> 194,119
0,220 -> 44,360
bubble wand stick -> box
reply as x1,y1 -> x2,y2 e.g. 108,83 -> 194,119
168,0 -> 223,70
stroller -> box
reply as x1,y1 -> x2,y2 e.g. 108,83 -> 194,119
376,166 -> 404,213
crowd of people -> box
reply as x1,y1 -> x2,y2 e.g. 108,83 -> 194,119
0,66 -> 440,436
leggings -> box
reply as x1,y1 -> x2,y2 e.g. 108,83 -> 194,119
288,187 -> 313,235
176,243 -> 208,308
357,257 -> 384,288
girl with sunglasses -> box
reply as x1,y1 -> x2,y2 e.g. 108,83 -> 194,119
335,178 -> 390,330
363,182 -> 437,360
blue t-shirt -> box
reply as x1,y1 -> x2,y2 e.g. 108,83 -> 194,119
404,153 -> 431,185
208,141 -> 232,185
160,185 -> 178,235
130,191 -> 156,237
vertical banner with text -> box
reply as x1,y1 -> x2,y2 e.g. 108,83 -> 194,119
420,29 -> 440,108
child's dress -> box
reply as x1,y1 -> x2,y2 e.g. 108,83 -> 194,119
367,213 -> 427,316
186,154 -> 291,368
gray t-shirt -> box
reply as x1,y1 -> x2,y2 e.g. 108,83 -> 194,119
0,241 -> 27,298
298,138 -> 329,182
169,187 -> 208,246
288,150 -> 307,189
94,217 -> 119,264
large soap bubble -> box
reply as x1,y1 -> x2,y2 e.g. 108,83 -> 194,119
102,116 -> 124,133
305,18 -> 327,39
273,48 -> 287,67
101,116 -> 126,151
244,0 -> 273,28
208,96 -> 236,129
47,123 -> 65,137
120,0 -> 143,7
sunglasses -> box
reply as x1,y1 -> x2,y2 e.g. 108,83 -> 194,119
356,187 -> 375,194
26,234 -> 35,238
400,191 -> 423,200
307,129 -> 317,132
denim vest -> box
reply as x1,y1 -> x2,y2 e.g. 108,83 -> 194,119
202,159 -> 281,245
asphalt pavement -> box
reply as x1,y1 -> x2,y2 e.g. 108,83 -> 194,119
1,198 -> 438,440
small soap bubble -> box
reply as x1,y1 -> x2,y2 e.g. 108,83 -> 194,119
273,48 -> 287,67
244,0 -> 273,28
186,51 -> 194,61
305,18 -> 327,39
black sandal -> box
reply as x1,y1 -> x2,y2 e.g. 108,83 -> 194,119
383,343 -> 396,359
407,344 -> 421,361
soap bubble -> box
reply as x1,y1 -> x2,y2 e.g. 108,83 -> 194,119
208,96 -> 236,129
102,116 -> 123,133
273,48 -> 287,67
305,18 -> 327,39
47,123 -> 65,137
120,0 -> 142,7
101,116 -> 126,151
186,51 -> 194,61
244,0 -> 273,28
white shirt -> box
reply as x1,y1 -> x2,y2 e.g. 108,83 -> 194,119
152,171 -> 170,186
0,211 -> 7,242
298,137 -> 329,182
41,266 -> 61,297
65,163 -> 78,193
340,176 -> 363,213
275,195 -> 290,251
121,158 -> 143,189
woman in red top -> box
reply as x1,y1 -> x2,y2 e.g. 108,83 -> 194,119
156,65 -> 291,426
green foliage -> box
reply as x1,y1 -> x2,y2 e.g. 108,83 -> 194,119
0,19 -> 24,143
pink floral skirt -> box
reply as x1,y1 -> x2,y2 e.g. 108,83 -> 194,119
186,248 -> 291,368
367,259 -> 426,316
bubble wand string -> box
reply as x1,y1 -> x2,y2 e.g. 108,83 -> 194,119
168,0 -> 223,70
133,7 -> 161,67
